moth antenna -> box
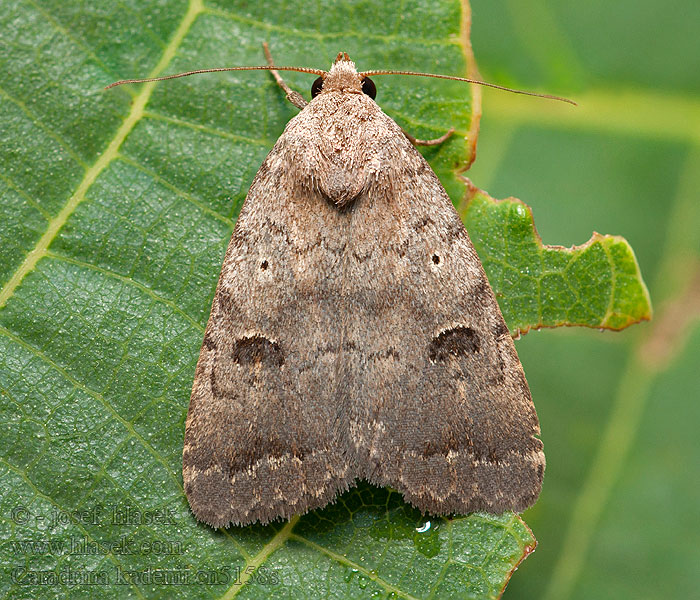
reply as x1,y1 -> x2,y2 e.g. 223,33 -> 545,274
105,65 -> 326,90
359,70 -> 576,106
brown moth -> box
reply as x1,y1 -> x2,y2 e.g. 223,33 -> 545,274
111,48 -> 553,528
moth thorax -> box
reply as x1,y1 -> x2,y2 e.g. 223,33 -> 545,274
321,60 -> 363,94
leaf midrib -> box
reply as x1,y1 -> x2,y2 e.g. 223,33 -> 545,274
0,0 -> 204,311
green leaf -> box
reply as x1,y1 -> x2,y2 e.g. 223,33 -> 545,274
0,0 -> 651,598
460,188 -> 652,334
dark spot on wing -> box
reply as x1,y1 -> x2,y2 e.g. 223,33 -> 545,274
231,335 -> 284,367
428,326 -> 480,362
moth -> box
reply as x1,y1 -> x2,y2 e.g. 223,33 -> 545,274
109,47 -> 571,528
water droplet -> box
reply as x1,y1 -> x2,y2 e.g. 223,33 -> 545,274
415,520 -> 431,533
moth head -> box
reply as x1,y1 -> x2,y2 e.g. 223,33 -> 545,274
311,52 -> 377,99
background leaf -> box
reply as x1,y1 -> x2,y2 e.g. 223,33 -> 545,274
461,189 -> 650,333
468,1 -> 700,598
0,0 -> 659,598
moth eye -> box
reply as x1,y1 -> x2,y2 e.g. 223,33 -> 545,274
432,254 -> 441,265
311,76 -> 324,98
361,77 -> 377,99
260,260 -> 269,270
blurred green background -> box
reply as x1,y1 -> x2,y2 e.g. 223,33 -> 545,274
468,1 -> 700,598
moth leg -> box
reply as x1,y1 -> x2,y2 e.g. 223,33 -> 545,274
402,127 -> 455,146
263,42 -> 308,109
